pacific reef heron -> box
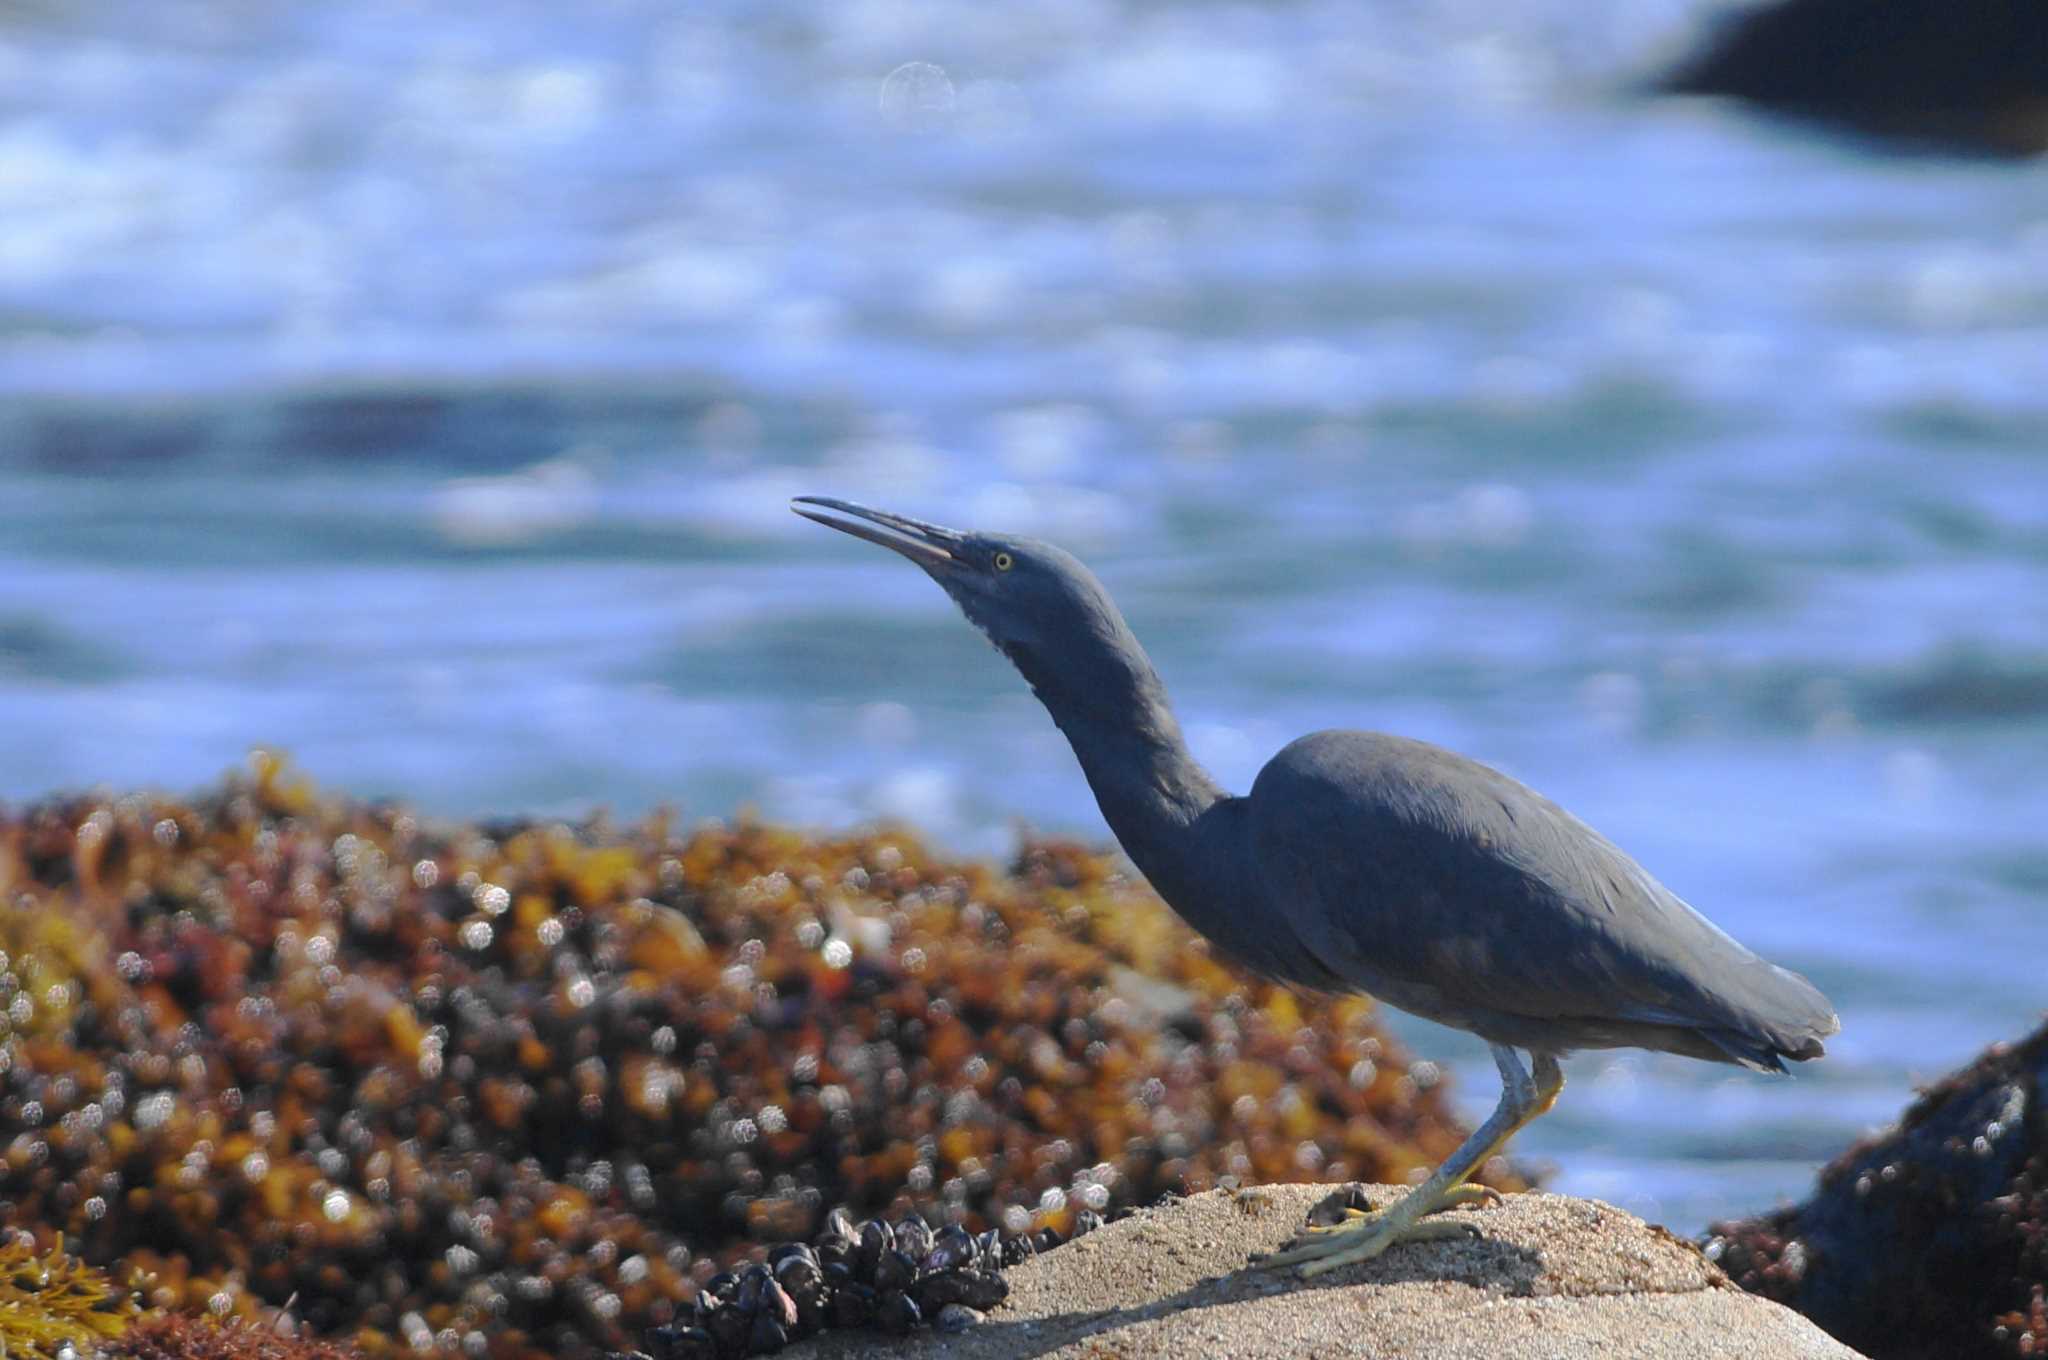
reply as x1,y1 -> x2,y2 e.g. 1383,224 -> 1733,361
792,496 -> 1839,1276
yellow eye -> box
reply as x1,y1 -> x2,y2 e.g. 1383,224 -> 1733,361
993,551 -> 1014,572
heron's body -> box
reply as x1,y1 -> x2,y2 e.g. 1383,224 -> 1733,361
1243,730 -> 1832,1069
793,496 -> 1839,1276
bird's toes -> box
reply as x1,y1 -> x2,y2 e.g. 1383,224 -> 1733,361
1438,1182 -> 1503,1212
1309,1207 -> 1378,1234
1291,1217 -> 1480,1279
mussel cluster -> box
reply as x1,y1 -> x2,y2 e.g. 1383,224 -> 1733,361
0,758 -> 1502,1359
632,1207 -> 1089,1358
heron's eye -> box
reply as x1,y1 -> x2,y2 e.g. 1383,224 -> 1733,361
992,551 -> 1014,572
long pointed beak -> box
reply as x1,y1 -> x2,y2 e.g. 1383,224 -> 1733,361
791,496 -> 964,569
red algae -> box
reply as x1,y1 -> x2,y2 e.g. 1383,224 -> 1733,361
0,756 -> 1511,1359
107,1314 -> 369,1360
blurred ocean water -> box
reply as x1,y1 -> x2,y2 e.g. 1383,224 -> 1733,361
2,0 -> 2045,1232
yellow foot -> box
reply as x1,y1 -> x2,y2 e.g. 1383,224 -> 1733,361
1256,1184 -> 1502,1277
1303,1180 -> 1500,1229
1258,1213 -> 1480,1276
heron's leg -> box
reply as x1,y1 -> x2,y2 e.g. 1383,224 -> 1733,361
1256,1045 -> 1558,1277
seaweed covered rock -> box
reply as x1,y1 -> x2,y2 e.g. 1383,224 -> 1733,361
1706,1019 -> 2048,1359
1658,0 -> 2048,155
0,758 -> 1511,1360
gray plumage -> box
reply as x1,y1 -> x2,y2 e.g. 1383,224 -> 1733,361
792,497 -> 1839,1080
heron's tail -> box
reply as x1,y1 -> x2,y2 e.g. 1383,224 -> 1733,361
1704,962 -> 1839,1073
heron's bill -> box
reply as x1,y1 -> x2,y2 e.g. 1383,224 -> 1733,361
791,496 -> 961,568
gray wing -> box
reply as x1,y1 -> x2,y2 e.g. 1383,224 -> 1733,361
1247,730 -> 1838,1068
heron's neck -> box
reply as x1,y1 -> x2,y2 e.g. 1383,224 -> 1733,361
1020,642 -> 1241,914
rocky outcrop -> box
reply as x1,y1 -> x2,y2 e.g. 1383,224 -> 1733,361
795,1184 -> 1864,1359
1658,0 -> 2048,155
1709,1019 -> 2048,1359
0,766 -> 1510,1358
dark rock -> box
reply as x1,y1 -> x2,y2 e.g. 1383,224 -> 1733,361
1305,1182 -> 1376,1228
1657,0 -> 2048,155
645,1325 -> 717,1360
1706,1018 -> 2048,1359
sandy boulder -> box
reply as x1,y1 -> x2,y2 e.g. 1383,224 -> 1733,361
793,1183 -> 1865,1359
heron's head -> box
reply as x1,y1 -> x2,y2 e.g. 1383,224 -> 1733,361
791,497 -> 1131,684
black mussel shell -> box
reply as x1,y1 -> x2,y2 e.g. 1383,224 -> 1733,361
916,1267 -> 1008,1314
974,1229 -> 1004,1271
874,1248 -> 918,1294
1032,1227 -> 1062,1254
767,1242 -> 816,1271
913,1272 -> 967,1313
746,1312 -> 789,1355
736,1263 -> 772,1311
775,1253 -> 823,1297
894,1217 -> 933,1261
829,1282 -> 880,1330
824,1207 -> 857,1241
702,1272 -> 740,1302
856,1220 -> 893,1278
960,1267 -> 1010,1310
705,1300 -> 752,1354
877,1291 -> 923,1335
822,1261 -> 853,1289
1001,1233 -> 1037,1267
762,1280 -> 797,1330
925,1225 -> 976,1273
1073,1208 -> 1104,1236
816,1238 -> 855,1272
789,1284 -> 827,1336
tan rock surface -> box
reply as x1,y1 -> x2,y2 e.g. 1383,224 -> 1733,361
792,1184 -> 1867,1359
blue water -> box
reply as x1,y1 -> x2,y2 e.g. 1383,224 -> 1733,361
3,0 -> 2045,1236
